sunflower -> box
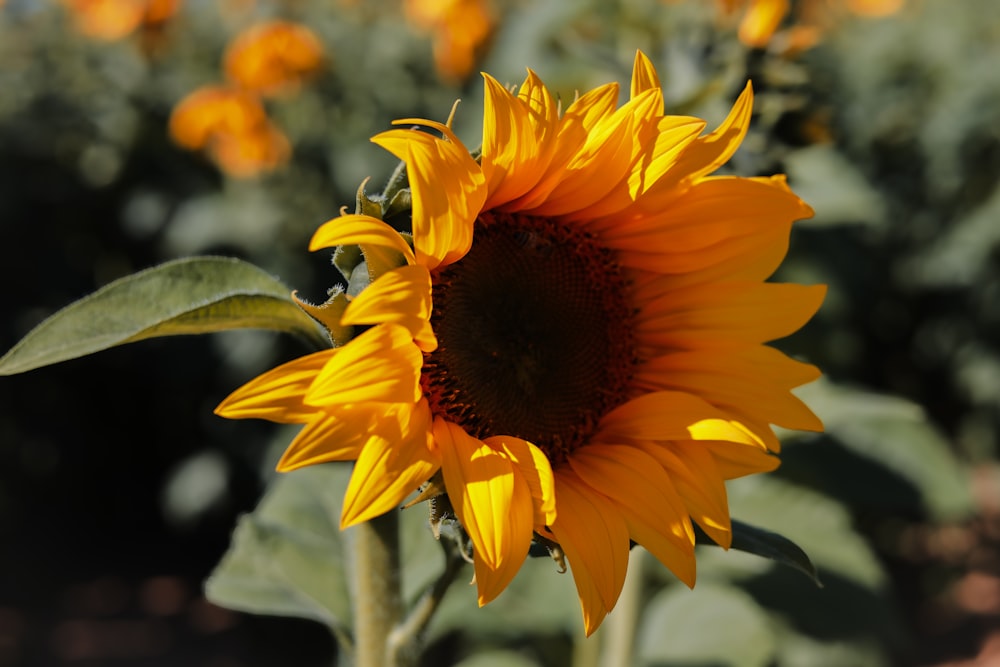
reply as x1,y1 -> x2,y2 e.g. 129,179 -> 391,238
216,50 -> 825,634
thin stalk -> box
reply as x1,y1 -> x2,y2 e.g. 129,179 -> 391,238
388,542 -> 466,664
349,512 -> 403,667
600,547 -> 645,667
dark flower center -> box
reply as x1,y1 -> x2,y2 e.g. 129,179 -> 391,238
422,211 -> 637,464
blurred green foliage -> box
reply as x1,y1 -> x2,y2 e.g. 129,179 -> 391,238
2,0 -> 998,666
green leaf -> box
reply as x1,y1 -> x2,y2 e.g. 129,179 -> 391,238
204,462 -> 353,634
205,458 -> 582,645
0,256 -> 328,375
399,492 -> 581,642
790,379 -> 975,520
452,651 -> 543,667
636,583 -> 777,667
772,621 -> 890,667
727,476 -> 887,591
697,520 -> 822,587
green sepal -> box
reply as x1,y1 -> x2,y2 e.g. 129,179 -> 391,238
696,519 -> 822,587
380,158 -> 409,207
383,188 -> 413,220
0,256 -> 328,375
355,177 -> 384,220
292,288 -> 354,347
332,244 -> 364,284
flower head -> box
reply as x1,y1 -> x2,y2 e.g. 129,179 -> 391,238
403,0 -> 496,82
168,85 -> 290,177
62,0 -> 179,41
713,0 -> 907,50
216,51 -> 825,634
223,20 -> 326,97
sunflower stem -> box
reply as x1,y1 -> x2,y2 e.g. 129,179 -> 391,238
388,540 -> 466,663
599,546 -> 645,667
350,512 -> 404,667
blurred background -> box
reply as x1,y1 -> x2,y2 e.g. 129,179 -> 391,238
1,0 -> 999,665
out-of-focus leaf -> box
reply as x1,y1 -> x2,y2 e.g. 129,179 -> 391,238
697,520 -> 821,586
636,583 -> 776,667
727,475 -> 886,590
900,182 -> 1000,288
773,621 -> 890,667
452,650 -> 543,667
0,256 -> 327,375
204,463 -> 352,634
777,438 -> 925,515
206,458 -> 582,644
791,379 -> 974,520
783,145 -> 888,227
698,476 -> 908,654
413,533 -> 581,642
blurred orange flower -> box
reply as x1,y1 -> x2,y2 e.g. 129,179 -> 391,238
223,20 -> 326,97
845,0 -> 905,16
704,0 -> 906,50
169,85 -> 290,177
403,0 -> 496,83
62,0 -> 179,41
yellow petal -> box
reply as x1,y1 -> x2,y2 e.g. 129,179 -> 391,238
738,0 -> 789,48
630,50 -> 661,104
484,435 -> 557,527
548,469 -> 630,616
310,214 -> 415,265
372,121 -> 485,270
631,116 -> 707,197
341,264 -> 437,352
507,82 -> 620,212
566,554 -> 609,637
276,410 -> 371,471
703,439 -> 781,479
636,282 -> 827,349
598,175 -> 810,262
598,391 -> 766,449
480,71 -> 558,210
306,324 -> 422,406
577,115 -> 705,221
669,82 -> 754,185
471,466 -> 533,605
340,401 -> 440,528
527,89 -> 662,218
569,444 -> 696,586
634,346 -> 824,432
215,349 -> 335,423
633,440 -> 732,548
434,419 -> 532,572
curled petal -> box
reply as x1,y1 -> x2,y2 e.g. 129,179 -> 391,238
484,435 -> 557,527
310,214 -> 416,265
630,49 -> 662,103
372,122 -> 485,270
471,471 -> 533,606
480,71 -> 558,210
434,420 -> 533,573
672,82 -> 754,184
